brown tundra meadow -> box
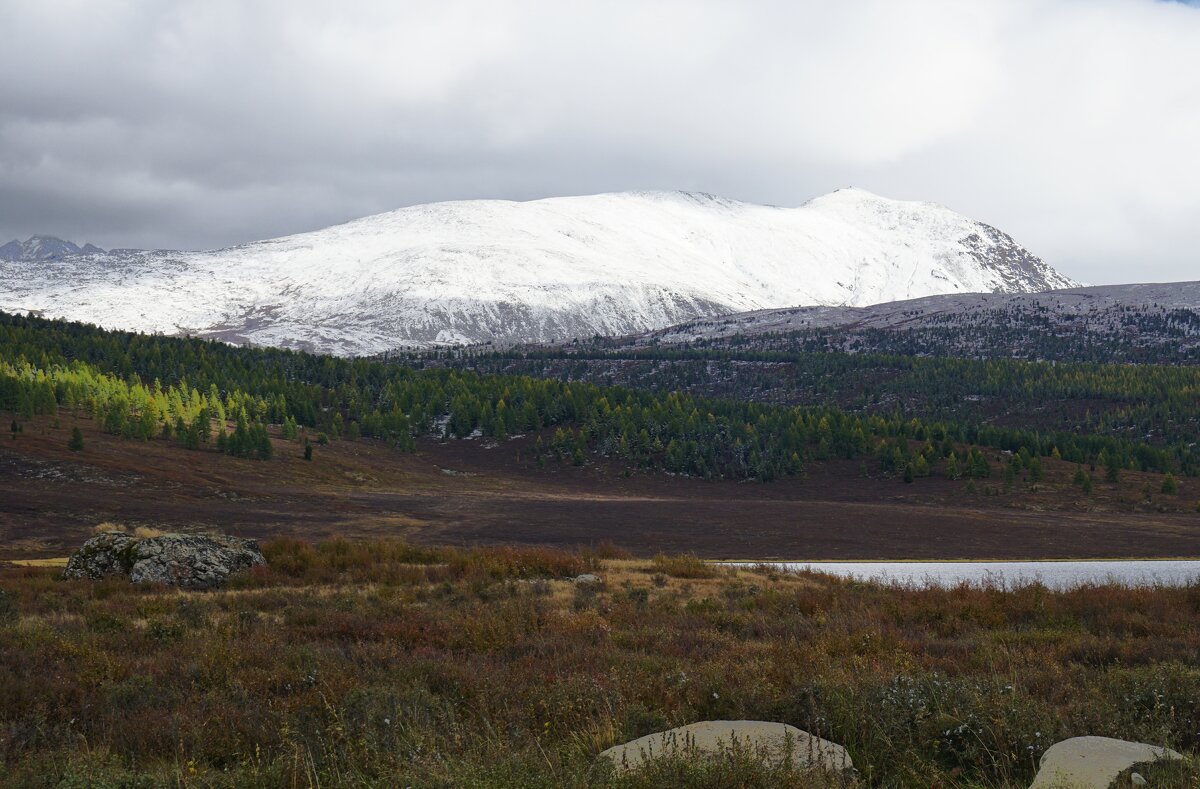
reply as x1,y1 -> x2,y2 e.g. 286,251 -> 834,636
2,539 -> 1200,787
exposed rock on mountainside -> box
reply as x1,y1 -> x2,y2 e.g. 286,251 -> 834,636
63,531 -> 265,589
0,189 -> 1075,355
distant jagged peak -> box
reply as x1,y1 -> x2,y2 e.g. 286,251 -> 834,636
0,235 -> 106,260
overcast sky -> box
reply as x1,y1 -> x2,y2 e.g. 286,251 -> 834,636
2,0 -> 1198,284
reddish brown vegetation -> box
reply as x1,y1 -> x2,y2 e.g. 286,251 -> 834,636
3,413 -> 1200,562
1,541 -> 1198,786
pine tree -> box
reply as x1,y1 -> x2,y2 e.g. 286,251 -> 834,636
913,454 -> 929,478
1105,457 -> 1120,484
303,441 -> 313,461
945,452 -> 961,480
68,426 -> 84,451
1161,473 -> 1179,495
254,424 -> 273,460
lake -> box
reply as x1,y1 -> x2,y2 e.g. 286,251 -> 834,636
731,560 -> 1200,590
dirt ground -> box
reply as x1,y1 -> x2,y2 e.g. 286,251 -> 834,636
2,414 -> 1199,560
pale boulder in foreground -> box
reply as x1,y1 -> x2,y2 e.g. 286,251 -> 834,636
597,720 -> 853,774
1028,736 -> 1183,788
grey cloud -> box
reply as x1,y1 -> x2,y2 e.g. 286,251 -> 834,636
1,0 -> 1198,283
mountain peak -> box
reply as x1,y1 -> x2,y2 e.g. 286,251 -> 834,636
0,236 -> 106,261
0,190 -> 1075,355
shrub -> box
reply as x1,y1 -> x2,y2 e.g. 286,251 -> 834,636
651,553 -> 718,579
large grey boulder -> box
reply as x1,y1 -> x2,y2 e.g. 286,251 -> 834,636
64,531 -> 265,589
1029,736 -> 1183,788
598,720 -> 853,775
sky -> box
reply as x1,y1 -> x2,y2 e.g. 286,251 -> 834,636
1,0 -> 1198,285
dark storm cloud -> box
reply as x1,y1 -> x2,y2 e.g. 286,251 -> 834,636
1,0 -> 1198,283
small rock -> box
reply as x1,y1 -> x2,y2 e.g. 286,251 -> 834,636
64,532 -> 265,589
1029,736 -> 1183,789
597,720 -> 853,774
572,573 -> 602,585
1130,772 -> 1147,786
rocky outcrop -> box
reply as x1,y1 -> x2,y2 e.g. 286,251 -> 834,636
64,532 -> 265,589
598,720 -> 853,775
1029,736 -> 1183,789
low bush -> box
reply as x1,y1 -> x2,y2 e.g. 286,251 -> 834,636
651,553 -> 718,579
2,541 -> 1198,787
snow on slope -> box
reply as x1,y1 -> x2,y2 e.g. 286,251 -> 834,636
0,189 -> 1077,355
638,281 -> 1200,346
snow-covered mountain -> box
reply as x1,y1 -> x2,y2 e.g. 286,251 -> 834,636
0,235 -> 105,261
0,189 -> 1077,355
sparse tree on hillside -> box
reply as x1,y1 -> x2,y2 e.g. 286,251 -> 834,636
1105,457 -> 1121,484
68,426 -> 83,451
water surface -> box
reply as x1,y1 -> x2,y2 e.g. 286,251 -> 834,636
735,561 -> 1200,590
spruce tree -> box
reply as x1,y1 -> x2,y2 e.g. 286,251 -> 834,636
1105,457 -> 1120,484
68,426 -> 84,451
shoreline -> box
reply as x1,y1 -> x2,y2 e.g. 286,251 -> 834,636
715,556 -> 1200,564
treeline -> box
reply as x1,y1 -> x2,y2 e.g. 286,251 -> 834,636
0,311 -> 1194,479
407,343 -> 1200,475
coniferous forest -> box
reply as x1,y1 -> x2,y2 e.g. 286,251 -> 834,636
2,310 -> 1198,483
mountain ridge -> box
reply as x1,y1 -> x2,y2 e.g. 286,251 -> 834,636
0,189 -> 1077,355
0,235 -> 107,261
568,280 -> 1200,365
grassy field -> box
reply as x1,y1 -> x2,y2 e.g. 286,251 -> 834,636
5,412 -> 1200,564
2,540 -> 1199,787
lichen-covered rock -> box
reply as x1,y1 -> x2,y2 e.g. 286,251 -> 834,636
62,531 -> 140,580
64,532 -> 264,589
598,720 -> 853,775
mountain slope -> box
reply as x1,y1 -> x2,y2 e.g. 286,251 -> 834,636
607,281 -> 1200,363
0,189 -> 1076,355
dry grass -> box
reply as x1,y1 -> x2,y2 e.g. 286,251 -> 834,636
4,557 -> 67,568
651,552 -> 719,578
1,541 -> 1199,787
